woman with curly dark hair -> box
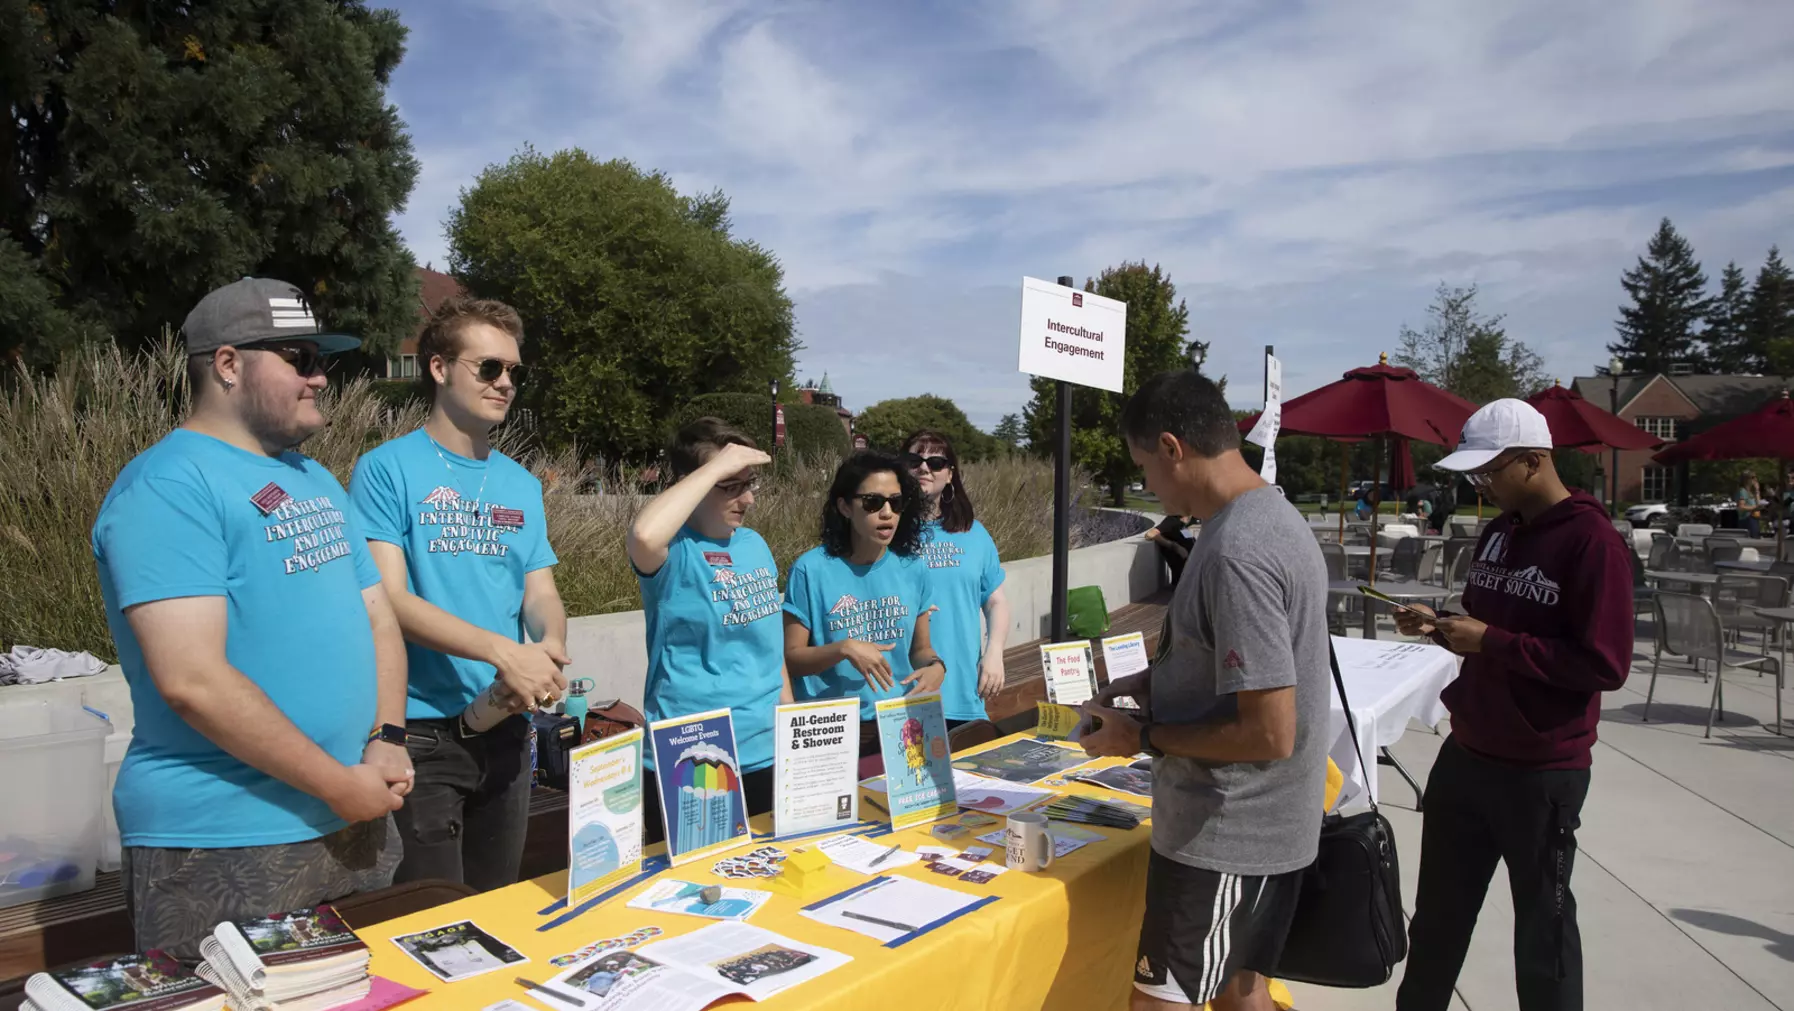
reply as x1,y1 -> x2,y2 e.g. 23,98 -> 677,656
783,451 -> 947,755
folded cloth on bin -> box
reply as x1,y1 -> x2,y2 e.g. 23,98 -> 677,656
0,646 -> 108,685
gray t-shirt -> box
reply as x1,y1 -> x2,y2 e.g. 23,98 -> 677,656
1149,485 -> 1331,876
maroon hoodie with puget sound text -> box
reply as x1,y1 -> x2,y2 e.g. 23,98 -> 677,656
1447,491 -> 1633,769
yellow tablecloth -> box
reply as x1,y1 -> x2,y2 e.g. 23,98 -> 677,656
360,733 -> 1168,1010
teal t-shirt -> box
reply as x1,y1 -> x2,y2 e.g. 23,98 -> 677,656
92,429 -> 383,848
637,527 -> 785,772
348,429 -> 558,719
783,547 -> 935,720
918,521 -> 1007,721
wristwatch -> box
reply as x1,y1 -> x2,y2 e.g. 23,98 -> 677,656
367,723 -> 409,747
1138,721 -> 1165,759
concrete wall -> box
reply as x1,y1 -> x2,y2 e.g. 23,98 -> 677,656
564,526 -> 1167,710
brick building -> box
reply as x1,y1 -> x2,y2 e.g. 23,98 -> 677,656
1571,371 -> 1785,503
384,266 -> 466,378
795,373 -> 854,436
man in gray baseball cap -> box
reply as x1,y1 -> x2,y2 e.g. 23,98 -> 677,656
92,277 -> 412,957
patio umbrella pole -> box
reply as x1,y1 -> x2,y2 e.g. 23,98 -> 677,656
1339,442 -> 1349,542
1369,436 -> 1385,587
1780,460 -> 1787,562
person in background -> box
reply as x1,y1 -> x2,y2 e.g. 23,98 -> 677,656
1145,514 -> 1197,585
1737,470 -> 1762,538
785,452 -> 947,756
1354,489 -> 1376,521
903,430 -> 1010,729
349,297 -> 566,892
92,278 -> 409,958
1393,400 -> 1632,1011
1079,369 -> 1330,1011
627,419 -> 789,826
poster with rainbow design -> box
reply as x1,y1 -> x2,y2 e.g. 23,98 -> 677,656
873,693 -> 957,831
648,708 -> 752,866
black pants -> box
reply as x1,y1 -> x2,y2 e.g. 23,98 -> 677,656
392,715 -> 533,892
640,766 -> 775,845
1397,736 -> 1591,1011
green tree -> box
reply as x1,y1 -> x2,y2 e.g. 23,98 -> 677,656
1701,261 -> 1753,373
1022,262 -> 1198,505
671,393 -> 847,459
855,394 -> 998,460
1,1 -> 420,356
447,148 -> 798,460
1394,283 -> 1548,403
1609,218 -> 1711,374
1746,246 -> 1794,377
992,413 -> 1025,450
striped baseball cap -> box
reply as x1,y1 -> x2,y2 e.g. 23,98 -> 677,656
180,277 -> 361,356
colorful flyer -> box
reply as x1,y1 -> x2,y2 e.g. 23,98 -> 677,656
872,693 -> 956,831
568,728 -> 645,905
648,708 -> 751,866
1100,631 -> 1150,680
1034,701 -> 1082,739
773,699 -> 861,839
1039,641 -> 1097,706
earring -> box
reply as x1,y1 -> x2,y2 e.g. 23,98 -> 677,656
222,378 -> 235,390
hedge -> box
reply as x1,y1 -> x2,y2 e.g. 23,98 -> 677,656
672,393 -> 851,459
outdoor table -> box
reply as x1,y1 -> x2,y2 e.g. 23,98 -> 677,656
1646,570 -> 1722,593
355,733 -> 1175,1011
1328,579 -> 1451,640
1328,636 -> 1458,810
1753,607 -> 1794,694
1715,559 -> 1775,573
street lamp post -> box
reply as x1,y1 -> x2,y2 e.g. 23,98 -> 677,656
770,379 -> 781,454
1608,355 -> 1622,518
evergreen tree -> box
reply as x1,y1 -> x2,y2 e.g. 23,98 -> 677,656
1748,247 -> 1794,377
1394,283 -> 1547,404
1,2 -> 421,358
1701,261 -> 1753,373
1022,263 -> 1199,505
1609,218 -> 1711,374
992,413 -> 1025,449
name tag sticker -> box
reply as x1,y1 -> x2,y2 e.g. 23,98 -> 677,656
704,551 -> 734,566
490,506 -> 525,527
250,482 -> 292,514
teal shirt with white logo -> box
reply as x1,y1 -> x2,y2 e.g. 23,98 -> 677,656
918,521 -> 1006,721
93,430 -> 383,847
349,429 -> 557,719
784,547 -> 935,721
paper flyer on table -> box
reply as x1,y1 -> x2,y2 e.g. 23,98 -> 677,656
951,738 -> 1094,784
799,874 -> 989,945
862,769 -> 1054,816
772,699 -> 861,838
814,833 -> 921,874
567,728 -> 644,906
624,879 -> 772,921
389,921 -> 526,983
1100,631 -> 1150,680
648,708 -> 751,866
537,922 -> 850,1010
1039,641 -> 1097,706
1068,762 -> 1153,797
977,822 -> 1105,859
873,693 -> 956,830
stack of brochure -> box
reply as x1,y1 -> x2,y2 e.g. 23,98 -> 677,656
1044,794 -> 1150,830
23,951 -> 227,1011
197,904 -> 372,1010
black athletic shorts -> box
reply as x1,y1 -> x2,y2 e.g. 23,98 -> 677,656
1134,850 -> 1303,1005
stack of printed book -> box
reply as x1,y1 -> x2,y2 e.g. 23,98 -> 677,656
197,904 -> 373,1010
23,951 -> 227,1011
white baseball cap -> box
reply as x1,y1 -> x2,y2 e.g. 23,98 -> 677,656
1435,399 -> 1554,472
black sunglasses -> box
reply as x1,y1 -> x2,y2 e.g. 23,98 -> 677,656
452,357 -> 527,385
240,344 -> 328,377
854,493 -> 906,514
901,453 -> 951,472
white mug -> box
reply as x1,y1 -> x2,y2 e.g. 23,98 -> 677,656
1005,811 -> 1054,872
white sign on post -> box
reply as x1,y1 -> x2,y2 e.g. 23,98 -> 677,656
1017,277 -> 1128,393
1245,352 -> 1283,483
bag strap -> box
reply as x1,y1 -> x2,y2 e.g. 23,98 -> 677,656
1328,637 -> 1377,814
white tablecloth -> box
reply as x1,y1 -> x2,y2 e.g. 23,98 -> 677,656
1327,636 -> 1459,807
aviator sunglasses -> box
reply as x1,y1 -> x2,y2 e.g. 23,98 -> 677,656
451,357 -> 528,385
901,452 -> 951,472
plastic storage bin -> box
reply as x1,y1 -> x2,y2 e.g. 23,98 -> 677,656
0,699 -> 110,909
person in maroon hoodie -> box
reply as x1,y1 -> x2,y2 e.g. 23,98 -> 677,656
1393,399 -> 1633,1011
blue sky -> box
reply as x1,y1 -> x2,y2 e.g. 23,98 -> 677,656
381,0 -> 1794,429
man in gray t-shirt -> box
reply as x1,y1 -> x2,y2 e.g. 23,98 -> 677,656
1080,369 -> 1330,1011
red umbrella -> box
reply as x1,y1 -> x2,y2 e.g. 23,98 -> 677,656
1238,355 -> 1477,583
1525,384 -> 1663,450
1654,392 -> 1794,556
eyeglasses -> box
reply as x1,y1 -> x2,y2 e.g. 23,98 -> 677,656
855,494 -> 906,514
1466,451 -> 1537,489
240,344 -> 328,377
901,453 -> 951,473
451,357 -> 527,385
715,477 -> 760,497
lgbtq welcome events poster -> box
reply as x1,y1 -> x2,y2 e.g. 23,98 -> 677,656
648,708 -> 751,866
874,693 -> 957,830
567,728 -> 645,905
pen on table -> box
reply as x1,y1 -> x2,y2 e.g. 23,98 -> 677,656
841,909 -> 920,933
867,842 -> 902,867
516,976 -> 588,1007
863,795 -> 889,814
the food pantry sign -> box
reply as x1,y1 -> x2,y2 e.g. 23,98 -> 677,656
1017,276 -> 1127,393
